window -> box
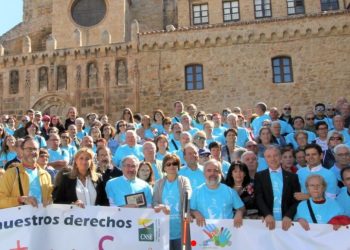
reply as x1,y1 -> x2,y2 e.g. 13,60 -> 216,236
254,0 -> 272,18
193,4 -> 209,25
185,65 -> 204,90
320,0 -> 339,11
71,0 -> 107,27
272,57 -> 293,83
223,1 -> 240,22
287,0 -> 305,15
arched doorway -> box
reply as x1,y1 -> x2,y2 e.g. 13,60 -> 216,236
32,95 -> 73,118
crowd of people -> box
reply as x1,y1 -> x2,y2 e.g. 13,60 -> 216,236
0,98 -> 350,249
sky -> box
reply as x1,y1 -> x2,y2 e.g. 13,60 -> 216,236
0,0 -> 23,36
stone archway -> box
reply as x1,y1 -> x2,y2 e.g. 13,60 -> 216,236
32,95 -> 73,118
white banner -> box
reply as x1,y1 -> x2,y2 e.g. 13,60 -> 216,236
0,204 -> 169,250
190,219 -> 350,250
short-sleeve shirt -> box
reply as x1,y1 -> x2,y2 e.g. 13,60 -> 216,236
190,183 -> 244,219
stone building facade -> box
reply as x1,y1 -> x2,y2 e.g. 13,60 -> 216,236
0,0 -> 349,120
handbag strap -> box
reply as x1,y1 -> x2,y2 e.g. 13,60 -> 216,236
16,166 -> 24,197
171,139 -> 179,151
306,199 -> 318,224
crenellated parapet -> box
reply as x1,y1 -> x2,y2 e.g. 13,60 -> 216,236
139,11 -> 350,51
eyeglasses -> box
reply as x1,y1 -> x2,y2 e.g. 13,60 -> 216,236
336,153 -> 350,157
39,155 -> 49,158
23,147 -> 39,152
61,136 -> 69,139
119,124 -> 126,127
164,122 -> 171,125
195,136 -> 206,141
327,108 -> 336,111
306,117 -> 315,120
330,137 -> 342,141
165,162 -> 179,167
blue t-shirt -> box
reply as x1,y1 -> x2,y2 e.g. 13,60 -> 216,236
336,187 -> 350,217
0,151 -> 17,167
34,135 -> 47,148
252,113 -> 270,138
162,179 -> 181,240
178,165 -> 205,190
151,123 -> 165,136
168,135 -> 181,153
107,138 -> 119,155
77,130 -> 88,141
60,145 -> 77,164
48,148 -> 70,163
294,198 -> 344,224
212,126 -> 226,138
190,183 -> 244,219
175,149 -> 185,166
112,144 -> 144,167
285,130 -> 316,149
26,168 -> 43,204
297,166 -> 338,198
221,160 -> 231,179
156,151 -> 169,161
105,176 -> 153,207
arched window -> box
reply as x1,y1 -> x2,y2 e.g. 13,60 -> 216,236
9,70 -> 19,94
185,64 -> 204,90
272,56 -> 293,83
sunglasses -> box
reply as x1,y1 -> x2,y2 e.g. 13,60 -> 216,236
165,162 -> 179,167
330,137 -> 342,141
306,117 -> 315,120
283,108 -> 291,110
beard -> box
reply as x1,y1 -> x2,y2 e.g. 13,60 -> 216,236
206,175 -> 221,187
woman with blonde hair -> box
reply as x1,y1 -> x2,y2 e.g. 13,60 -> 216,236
53,148 -> 107,207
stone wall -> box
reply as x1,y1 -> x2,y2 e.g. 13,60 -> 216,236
129,0 -> 164,31
137,12 -> 350,116
0,1 -> 349,121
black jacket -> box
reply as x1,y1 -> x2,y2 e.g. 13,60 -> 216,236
53,173 -> 108,206
254,169 -> 300,219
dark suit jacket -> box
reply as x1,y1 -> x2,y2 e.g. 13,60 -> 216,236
254,168 -> 300,219
53,173 -> 108,206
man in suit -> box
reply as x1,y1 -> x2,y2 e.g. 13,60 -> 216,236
255,145 -> 300,230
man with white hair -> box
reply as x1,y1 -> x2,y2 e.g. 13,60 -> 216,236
143,141 -> 163,181
270,120 -> 287,147
190,159 -> 245,227
105,155 -> 152,207
330,144 -> 350,188
181,113 -> 199,137
176,131 -> 192,166
75,117 -> 88,141
269,107 -> 293,135
241,151 -> 258,180
112,130 -> 143,167
178,143 -> 205,189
